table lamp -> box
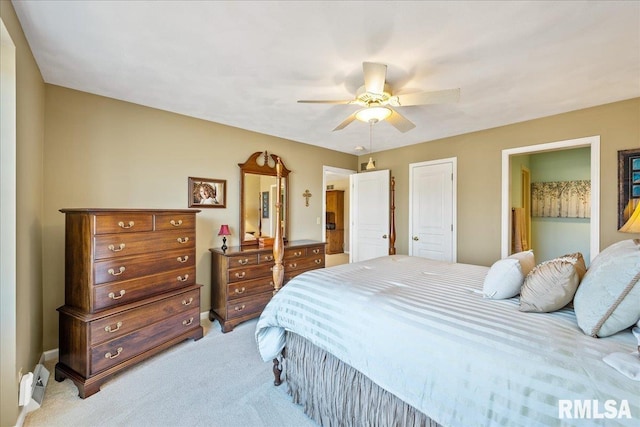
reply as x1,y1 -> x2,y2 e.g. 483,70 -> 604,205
218,224 -> 231,251
620,199 -> 640,233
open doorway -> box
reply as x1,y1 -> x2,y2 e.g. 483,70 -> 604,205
323,166 -> 355,267
501,136 -> 600,263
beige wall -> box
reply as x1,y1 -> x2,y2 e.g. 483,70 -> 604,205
0,1 -> 45,426
361,98 -> 640,266
42,85 -> 356,351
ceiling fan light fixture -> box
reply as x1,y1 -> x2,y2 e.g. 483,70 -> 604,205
355,106 -> 391,123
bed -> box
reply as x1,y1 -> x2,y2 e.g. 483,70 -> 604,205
256,250 -> 640,426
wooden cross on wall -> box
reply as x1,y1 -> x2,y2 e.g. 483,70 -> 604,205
303,189 -> 312,207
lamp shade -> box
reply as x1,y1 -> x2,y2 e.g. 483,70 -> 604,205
218,224 -> 231,236
619,200 -> 640,233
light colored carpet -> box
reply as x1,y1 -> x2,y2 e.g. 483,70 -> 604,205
24,318 -> 317,427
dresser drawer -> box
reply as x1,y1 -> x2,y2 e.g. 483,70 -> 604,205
227,263 -> 273,283
90,307 -> 200,375
94,249 -> 195,285
307,245 -> 325,256
284,247 -> 307,259
228,277 -> 274,300
93,266 -> 195,311
284,255 -> 325,272
90,288 -> 200,345
94,230 -> 196,260
154,213 -> 196,231
225,292 -> 271,320
94,213 -> 154,235
258,253 -> 275,263
227,254 -> 258,268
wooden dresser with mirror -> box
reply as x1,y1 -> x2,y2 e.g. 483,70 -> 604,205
209,151 -> 325,332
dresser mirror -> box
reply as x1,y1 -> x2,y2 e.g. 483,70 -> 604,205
239,151 -> 290,246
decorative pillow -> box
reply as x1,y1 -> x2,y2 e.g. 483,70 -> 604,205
574,239 -> 640,337
561,252 -> 587,281
482,258 -> 524,299
519,256 -> 581,312
507,250 -> 536,276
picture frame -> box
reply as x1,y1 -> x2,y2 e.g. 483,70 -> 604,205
188,177 -> 226,208
618,148 -> 640,228
261,191 -> 269,218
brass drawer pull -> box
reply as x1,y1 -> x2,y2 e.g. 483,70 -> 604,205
117,221 -> 134,229
288,263 -> 297,268
108,266 -> 125,276
237,258 -> 249,265
312,248 -> 321,254
108,290 -> 126,300
263,255 -> 274,262
177,255 -> 189,263
105,321 -> 123,333
177,274 -> 189,282
182,317 -> 194,326
177,237 -> 189,244
234,287 -> 246,295
293,251 -> 302,257
234,305 -> 246,312
234,271 -> 246,279
315,258 -> 323,264
105,347 -> 123,359
170,219 -> 183,227
108,243 -> 125,252
182,297 -> 193,306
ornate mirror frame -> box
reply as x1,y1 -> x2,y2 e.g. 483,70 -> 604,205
239,151 -> 290,246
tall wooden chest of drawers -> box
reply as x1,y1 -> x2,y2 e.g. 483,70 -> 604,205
209,240 -> 325,332
55,209 -> 203,398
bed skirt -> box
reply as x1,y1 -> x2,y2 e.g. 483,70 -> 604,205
284,332 -> 442,427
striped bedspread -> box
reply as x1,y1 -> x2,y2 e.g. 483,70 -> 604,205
256,255 -> 638,426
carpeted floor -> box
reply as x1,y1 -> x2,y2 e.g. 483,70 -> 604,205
24,318 -> 317,427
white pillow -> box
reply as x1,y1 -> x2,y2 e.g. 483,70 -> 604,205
482,258 -> 524,299
574,239 -> 640,337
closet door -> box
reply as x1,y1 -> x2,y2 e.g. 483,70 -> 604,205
350,170 -> 390,263
409,159 -> 456,262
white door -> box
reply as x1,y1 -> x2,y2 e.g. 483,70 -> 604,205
409,159 -> 456,262
350,169 -> 390,263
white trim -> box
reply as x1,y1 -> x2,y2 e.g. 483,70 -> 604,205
408,157 -> 458,262
501,136 -> 600,261
0,18 -> 18,427
322,165 -> 356,243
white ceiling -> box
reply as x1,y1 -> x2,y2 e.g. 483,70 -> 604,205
12,1 -> 640,154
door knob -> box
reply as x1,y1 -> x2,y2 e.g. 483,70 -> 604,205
382,234 -> 388,239
413,236 -> 419,241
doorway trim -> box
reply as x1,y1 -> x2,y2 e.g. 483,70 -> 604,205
501,135 -> 600,260
322,165 -> 356,243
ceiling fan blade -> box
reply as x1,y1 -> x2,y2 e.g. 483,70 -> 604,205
362,62 -> 387,95
333,112 -> 358,131
386,107 -> 416,133
393,88 -> 460,106
297,99 -> 353,104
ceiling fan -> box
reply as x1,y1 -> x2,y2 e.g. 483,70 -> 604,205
298,62 -> 460,133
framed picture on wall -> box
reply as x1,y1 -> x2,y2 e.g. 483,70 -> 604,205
261,191 -> 269,218
188,177 -> 226,208
618,148 -> 640,228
